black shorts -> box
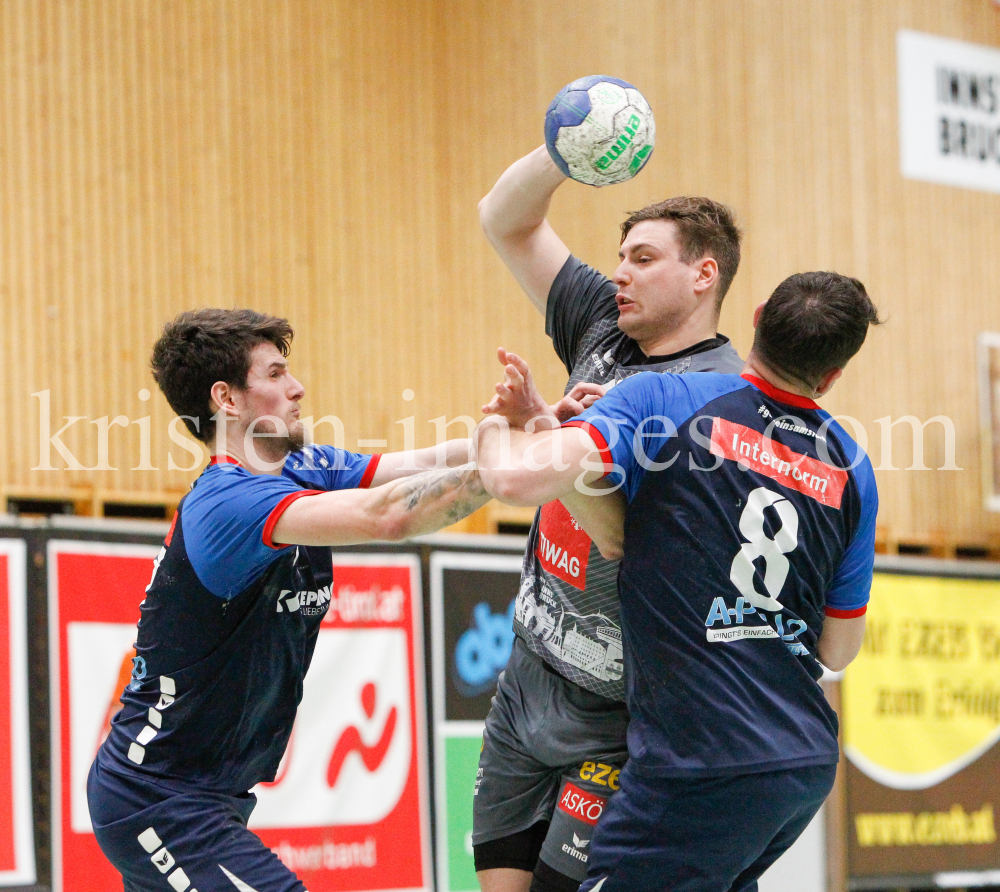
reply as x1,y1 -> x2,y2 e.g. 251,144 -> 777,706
472,638 -> 629,882
578,760 -> 837,892
88,759 -> 305,892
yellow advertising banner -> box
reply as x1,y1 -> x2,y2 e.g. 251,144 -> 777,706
843,569 -> 1000,879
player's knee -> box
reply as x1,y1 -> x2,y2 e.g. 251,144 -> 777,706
530,859 -> 582,892
473,821 -> 549,873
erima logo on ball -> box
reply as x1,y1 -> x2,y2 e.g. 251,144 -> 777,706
594,114 -> 642,170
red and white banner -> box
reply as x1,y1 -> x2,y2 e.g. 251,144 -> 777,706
50,540 -> 431,892
0,538 -> 35,886
49,540 -> 159,892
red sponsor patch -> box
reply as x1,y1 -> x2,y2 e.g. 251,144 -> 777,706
536,501 -> 591,590
557,780 -> 607,826
709,417 -> 848,508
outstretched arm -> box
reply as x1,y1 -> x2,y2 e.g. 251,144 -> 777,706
480,348 -> 622,557
369,439 -> 475,486
479,146 -> 571,314
271,466 -> 489,547
476,418 -> 606,507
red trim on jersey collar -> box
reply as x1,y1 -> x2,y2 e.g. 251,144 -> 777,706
262,489 -> 325,549
209,454 -> 243,467
825,604 -> 867,619
358,454 -> 382,489
562,419 -> 615,475
740,374 -> 819,410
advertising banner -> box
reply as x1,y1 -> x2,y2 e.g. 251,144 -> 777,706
0,538 -> 35,887
250,554 -> 431,892
50,540 -> 430,892
843,566 -> 1000,887
49,539 -> 161,892
898,30 -> 1000,194
429,551 -> 523,892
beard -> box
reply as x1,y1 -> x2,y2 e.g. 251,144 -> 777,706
243,417 -> 306,471
285,420 -> 306,452
271,419 -> 306,457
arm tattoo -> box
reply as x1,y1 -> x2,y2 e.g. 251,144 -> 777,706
400,467 -> 488,521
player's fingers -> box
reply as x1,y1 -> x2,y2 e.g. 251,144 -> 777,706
504,364 -> 525,389
579,394 -> 601,409
505,352 -> 533,382
553,398 -> 584,422
566,382 -> 607,402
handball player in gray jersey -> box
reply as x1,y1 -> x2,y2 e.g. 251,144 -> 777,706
473,146 -> 744,892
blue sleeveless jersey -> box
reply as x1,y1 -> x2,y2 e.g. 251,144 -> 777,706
94,445 -> 379,796
571,372 -> 877,778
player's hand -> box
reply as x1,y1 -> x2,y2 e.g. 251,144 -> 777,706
549,382 -> 607,423
482,348 -> 558,431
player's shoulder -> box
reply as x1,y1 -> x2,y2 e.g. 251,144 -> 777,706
612,370 -> 749,409
817,412 -> 878,494
282,444 -> 377,491
686,336 -> 744,374
185,460 -> 301,519
554,254 -> 614,295
283,444 -> 343,477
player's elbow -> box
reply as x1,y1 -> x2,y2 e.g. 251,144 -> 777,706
478,194 -> 500,239
817,646 -> 855,673
365,500 -> 413,543
483,470 -> 537,508
377,516 -> 412,542
478,192 -> 527,248
818,651 -> 844,672
595,537 -> 624,562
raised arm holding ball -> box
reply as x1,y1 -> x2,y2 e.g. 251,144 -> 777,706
473,77 -> 746,892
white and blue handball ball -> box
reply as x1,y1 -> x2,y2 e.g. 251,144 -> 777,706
544,75 -> 656,186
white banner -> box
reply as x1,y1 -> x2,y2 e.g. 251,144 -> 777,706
0,538 -> 36,886
898,30 -> 1000,193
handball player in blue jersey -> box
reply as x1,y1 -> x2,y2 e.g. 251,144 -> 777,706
87,309 -> 492,892
477,272 -> 881,892
475,146 -> 744,892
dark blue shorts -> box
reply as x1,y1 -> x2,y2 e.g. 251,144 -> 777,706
578,761 -> 837,892
88,760 -> 305,892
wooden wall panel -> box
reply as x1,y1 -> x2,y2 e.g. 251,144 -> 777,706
1,1 -> 1000,544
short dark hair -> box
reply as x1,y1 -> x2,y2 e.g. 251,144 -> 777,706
620,197 -> 742,305
752,272 -> 882,389
151,308 -> 294,443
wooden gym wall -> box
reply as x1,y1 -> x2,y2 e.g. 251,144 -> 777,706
1,0 -> 999,545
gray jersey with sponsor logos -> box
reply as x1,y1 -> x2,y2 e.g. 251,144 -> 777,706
514,255 -> 744,700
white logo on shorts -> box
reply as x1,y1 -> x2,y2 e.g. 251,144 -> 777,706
220,864 -> 261,892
